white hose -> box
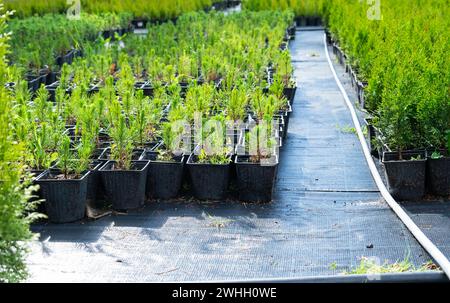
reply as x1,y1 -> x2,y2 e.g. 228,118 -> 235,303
323,33 -> 450,279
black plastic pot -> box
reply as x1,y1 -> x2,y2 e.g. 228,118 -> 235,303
56,49 -> 76,66
187,154 -> 231,200
288,24 -> 296,38
140,151 -> 184,199
283,85 -> 297,106
35,169 -> 90,223
45,81 -> 60,102
235,155 -> 279,203
27,75 -> 40,93
426,151 -> 450,196
325,29 -> 333,45
179,81 -> 190,96
87,160 -> 106,201
279,42 -> 288,51
295,16 -> 322,27
91,148 -> 106,160
28,169 -> 45,181
273,115 -> 285,141
139,82 -> 154,97
364,118 -> 379,158
45,72 -> 59,85
333,43 -> 346,65
357,80 -> 368,108
382,151 -> 427,201
99,160 -> 150,210
280,104 -> 293,139
131,19 -> 148,29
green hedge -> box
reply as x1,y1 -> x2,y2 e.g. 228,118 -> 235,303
242,0 -> 326,17
326,0 -> 449,153
246,0 -> 449,153
4,0 -> 214,19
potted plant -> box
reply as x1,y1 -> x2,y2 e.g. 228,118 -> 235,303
141,122 -> 185,200
75,106 -> 107,202
269,76 -> 293,139
131,90 -> 162,149
382,150 -> 427,201
379,90 -> 426,200
236,90 -> 280,202
275,50 -> 297,105
187,119 -> 232,200
426,131 -> 450,196
225,87 -> 248,145
177,53 -> 198,91
35,136 -> 91,223
99,115 -> 150,210
26,123 -> 59,179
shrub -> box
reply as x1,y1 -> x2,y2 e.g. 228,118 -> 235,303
0,5 -> 42,283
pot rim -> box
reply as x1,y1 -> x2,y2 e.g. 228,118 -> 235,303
186,153 -> 232,166
140,151 -> 184,164
235,154 -> 279,166
382,150 -> 427,163
99,160 -> 150,172
36,169 -> 90,182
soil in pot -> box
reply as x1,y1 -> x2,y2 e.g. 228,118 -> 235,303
426,150 -> 450,196
99,148 -> 144,161
99,160 -> 149,210
140,151 -> 184,200
187,154 -> 231,200
235,155 -> 279,203
382,151 -> 427,201
35,169 -> 90,223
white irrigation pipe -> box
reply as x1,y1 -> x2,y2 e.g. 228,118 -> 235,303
323,34 -> 450,279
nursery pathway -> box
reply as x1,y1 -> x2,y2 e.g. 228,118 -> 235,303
26,29 -> 433,282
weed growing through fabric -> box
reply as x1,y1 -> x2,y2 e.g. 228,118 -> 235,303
344,256 -> 439,275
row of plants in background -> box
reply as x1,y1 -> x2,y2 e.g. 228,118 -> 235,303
5,0 -> 215,20
7,12 -> 133,88
37,10 -> 296,97
243,0 -> 325,25
8,11 -> 298,224
0,5 -> 42,283
324,0 -> 449,200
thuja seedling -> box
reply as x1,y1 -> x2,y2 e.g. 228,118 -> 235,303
430,151 -> 443,160
410,155 -> 423,161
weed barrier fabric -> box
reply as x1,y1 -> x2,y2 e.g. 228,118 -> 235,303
401,200 -> 450,262
26,30 -> 434,282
